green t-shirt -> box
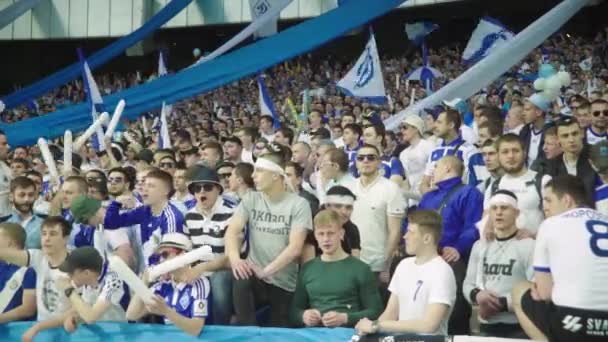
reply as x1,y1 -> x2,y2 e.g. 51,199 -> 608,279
237,191 -> 312,292
289,256 -> 383,327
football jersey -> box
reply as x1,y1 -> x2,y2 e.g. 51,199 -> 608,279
424,135 -> 486,186
533,208 -> 608,310
151,276 -> 212,325
0,262 -> 36,319
586,127 -> 608,145
79,262 -> 129,322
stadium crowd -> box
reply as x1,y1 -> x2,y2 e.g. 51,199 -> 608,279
0,23 -> 607,342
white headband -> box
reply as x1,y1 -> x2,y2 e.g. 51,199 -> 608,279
489,194 -> 518,208
325,195 -> 355,206
254,158 -> 285,175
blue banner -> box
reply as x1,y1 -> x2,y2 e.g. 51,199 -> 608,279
1,0 -> 407,146
0,0 -> 192,109
0,0 -> 43,31
0,322 -> 355,342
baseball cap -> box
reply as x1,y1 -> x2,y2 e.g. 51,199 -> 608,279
70,195 -> 102,224
590,140 -> 608,174
59,246 -> 103,274
155,233 -> 193,253
525,93 -> 551,113
136,149 -> 154,164
401,114 -> 426,136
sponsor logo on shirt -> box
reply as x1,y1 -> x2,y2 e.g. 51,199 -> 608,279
587,318 -> 608,337
562,315 -> 583,333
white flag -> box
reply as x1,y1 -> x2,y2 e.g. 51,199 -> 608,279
462,17 -> 515,64
249,0 -> 283,38
158,51 -> 168,76
159,102 -> 172,149
336,31 -> 386,103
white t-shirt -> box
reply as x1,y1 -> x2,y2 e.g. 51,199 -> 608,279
483,170 -> 551,234
389,256 -> 456,336
79,266 -> 128,322
399,139 -> 435,206
351,176 -> 406,272
0,161 -> 12,217
27,249 -> 71,320
533,208 -> 608,310
241,149 -> 254,164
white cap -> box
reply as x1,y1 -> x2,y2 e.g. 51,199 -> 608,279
155,233 -> 193,252
401,114 -> 426,136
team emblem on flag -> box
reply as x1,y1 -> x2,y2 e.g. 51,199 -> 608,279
355,48 -> 374,89
254,0 -> 270,16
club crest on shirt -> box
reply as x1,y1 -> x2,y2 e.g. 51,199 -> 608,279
9,279 -> 18,290
179,293 -> 190,310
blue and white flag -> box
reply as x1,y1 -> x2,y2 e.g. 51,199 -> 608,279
158,102 -> 172,149
249,0 -> 287,38
77,49 -> 105,151
257,73 -> 281,129
407,43 -> 443,94
405,21 -> 438,46
462,17 -> 514,64
336,30 -> 386,103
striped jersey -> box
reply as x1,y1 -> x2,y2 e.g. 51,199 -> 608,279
103,201 -> 184,266
79,262 -> 130,322
152,276 -> 212,324
424,135 -> 487,186
184,197 -> 236,260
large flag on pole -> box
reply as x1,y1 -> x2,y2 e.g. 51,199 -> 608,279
77,49 -> 106,151
405,21 -> 438,46
158,102 -> 172,149
462,17 -> 515,64
257,73 -> 281,129
336,29 -> 386,103
248,0 -> 285,38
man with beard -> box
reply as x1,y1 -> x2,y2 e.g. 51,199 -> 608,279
484,134 -> 551,237
0,177 -> 45,249
586,99 -> 608,145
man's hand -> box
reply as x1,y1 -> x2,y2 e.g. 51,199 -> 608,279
247,261 -> 270,281
442,247 -> 461,263
302,309 -> 322,327
355,318 -> 375,336
21,327 -> 37,342
145,295 -> 169,316
231,259 -> 253,280
116,194 -> 136,209
321,311 -> 348,328
64,315 -> 78,333
475,290 -> 502,320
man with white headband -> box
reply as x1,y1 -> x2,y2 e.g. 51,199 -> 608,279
463,190 -> 534,338
225,151 -> 313,327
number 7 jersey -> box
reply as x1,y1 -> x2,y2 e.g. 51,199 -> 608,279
533,208 -> 608,311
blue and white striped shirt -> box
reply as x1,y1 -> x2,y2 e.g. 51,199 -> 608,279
424,135 -> 487,186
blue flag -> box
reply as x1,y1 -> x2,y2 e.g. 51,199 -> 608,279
77,49 -> 105,151
462,17 -> 515,64
257,73 -> 280,129
405,21 -> 438,46
336,28 -> 386,103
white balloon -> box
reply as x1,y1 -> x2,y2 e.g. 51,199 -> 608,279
534,78 -> 547,90
192,48 -> 201,58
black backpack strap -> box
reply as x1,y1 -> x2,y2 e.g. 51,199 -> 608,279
490,176 -> 503,196
452,140 -> 466,157
438,184 -> 465,214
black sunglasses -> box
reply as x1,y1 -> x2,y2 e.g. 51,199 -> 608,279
159,162 -> 175,168
356,154 -> 379,162
218,173 -> 232,179
592,110 -> 608,117
190,183 -> 216,193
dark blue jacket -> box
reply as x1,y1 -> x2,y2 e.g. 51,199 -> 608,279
418,176 -> 482,259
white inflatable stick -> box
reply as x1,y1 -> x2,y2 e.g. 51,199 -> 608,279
37,138 -> 59,181
109,255 -> 154,304
73,112 -> 109,150
105,100 -> 126,139
148,245 -> 213,281
63,130 -> 72,174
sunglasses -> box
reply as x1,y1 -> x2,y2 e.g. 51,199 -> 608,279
108,177 -> 124,184
218,173 -> 232,179
592,110 -> 608,117
86,177 -> 103,183
190,183 -> 216,193
356,154 -> 378,162
159,162 -> 175,169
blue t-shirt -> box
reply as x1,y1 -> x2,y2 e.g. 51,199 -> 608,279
152,277 -> 212,326
0,262 -> 36,320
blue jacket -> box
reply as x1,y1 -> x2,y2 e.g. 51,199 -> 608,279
418,177 -> 482,258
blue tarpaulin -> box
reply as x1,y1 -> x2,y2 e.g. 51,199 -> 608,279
0,0 -> 192,109
0,322 -> 355,342
0,0 -> 407,146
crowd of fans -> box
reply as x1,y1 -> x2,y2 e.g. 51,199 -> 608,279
0,22 -> 607,342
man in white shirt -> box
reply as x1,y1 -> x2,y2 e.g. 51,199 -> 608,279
316,148 -> 355,205
398,115 -> 435,207
0,130 -> 12,217
351,144 -> 406,282
0,217 -> 73,342
513,175 -> 608,341
355,210 -> 456,337
56,246 -> 129,331
484,134 -> 551,236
